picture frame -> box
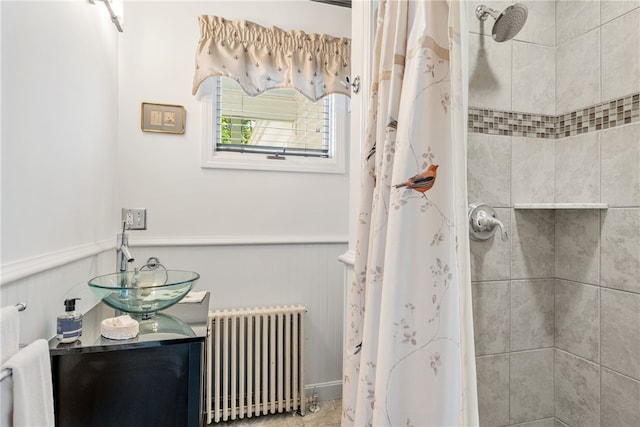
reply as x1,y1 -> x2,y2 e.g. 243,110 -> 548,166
141,102 -> 186,134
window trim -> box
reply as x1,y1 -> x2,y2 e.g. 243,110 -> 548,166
200,78 -> 348,174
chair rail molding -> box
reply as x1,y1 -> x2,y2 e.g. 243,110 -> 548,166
129,235 -> 349,247
1,239 -> 114,286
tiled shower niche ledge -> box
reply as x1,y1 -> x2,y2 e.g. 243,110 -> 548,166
514,203 -> 609,210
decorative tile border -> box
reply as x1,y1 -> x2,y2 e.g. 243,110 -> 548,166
468,108 -> 556,138
468,92 -> 640,139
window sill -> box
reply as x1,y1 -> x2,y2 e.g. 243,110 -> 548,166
201,153 -> 345,174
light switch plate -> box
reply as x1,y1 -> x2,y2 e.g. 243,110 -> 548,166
122,208 -> 147,230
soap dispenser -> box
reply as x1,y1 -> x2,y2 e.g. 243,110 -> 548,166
57,298 -> 82,343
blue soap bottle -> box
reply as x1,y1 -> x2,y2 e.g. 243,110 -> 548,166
57,298 -> 82,343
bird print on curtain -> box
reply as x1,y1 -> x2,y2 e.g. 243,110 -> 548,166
394,163 -> 439,193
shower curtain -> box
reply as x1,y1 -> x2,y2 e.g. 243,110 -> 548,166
342,1 -> 477,426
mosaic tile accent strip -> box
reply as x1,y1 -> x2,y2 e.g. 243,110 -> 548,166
468,92 -> 640,139
468,108 -> 556,138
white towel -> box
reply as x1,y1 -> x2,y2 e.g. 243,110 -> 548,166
2,339 -> 55,427
0,306 -> 19,365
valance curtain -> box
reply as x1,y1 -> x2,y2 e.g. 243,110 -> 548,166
192,15 -> 351,101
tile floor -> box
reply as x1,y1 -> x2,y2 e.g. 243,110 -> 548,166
214,399 -> 341,427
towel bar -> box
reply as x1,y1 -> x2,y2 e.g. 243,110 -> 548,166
0,302 -> 27,381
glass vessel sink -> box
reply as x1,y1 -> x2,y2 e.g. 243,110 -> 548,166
88,270 -> 200,319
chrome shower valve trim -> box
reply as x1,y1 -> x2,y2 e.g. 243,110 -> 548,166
469,203 -> 509,241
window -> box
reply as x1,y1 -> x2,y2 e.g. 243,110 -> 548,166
201,77 -> 348,173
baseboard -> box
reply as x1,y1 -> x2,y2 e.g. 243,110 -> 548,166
304,380 -> 342,402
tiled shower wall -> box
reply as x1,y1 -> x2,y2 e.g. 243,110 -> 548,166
467,1 -> 640,426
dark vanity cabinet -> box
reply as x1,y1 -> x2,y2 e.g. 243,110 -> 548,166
49,301 -> 209,427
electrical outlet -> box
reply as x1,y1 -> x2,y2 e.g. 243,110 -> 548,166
122,208 -> 147,230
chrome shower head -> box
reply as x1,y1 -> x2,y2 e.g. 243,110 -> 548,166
475,3 -> 528,42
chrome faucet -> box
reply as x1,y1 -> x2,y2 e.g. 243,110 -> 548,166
117,221 -> 135,273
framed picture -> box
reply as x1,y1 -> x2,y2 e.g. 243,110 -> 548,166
141,102 -> 185,134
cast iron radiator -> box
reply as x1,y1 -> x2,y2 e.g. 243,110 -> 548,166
206,305 -> 306,423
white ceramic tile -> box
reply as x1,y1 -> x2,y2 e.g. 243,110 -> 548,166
601,0 -> 640,24
554,279 -> 600,362
556,29 -> 601,114
601,123 -> 640,207
555,210 -> 600,285
513,1 -> 556,47
601,367 -> 640,426
510,279 -> 554,351
512,137 -> 554,204
472,281 -> 510,355
512,42 -> 555,115
556,0 -> 601,46
601,208 -> 640,293
554,349 -> 601,427
467,133 -> 511,208
476,354 -> 510,427
601,288 -> 640,380
555,133 -> 600,204
510,349 -> 555,424
602,9 -> 640,102
556,139 -> 597,196
469,33 -> 512,110
511,419 -> 556,427
511,209 -> 555,280
470,208 -> 511,282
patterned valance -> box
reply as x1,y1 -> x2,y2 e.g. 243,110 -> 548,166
192,16 -> 352,101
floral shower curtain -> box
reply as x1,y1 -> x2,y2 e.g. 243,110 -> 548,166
342,1 -> 477,426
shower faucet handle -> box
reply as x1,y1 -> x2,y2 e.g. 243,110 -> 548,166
481,214 -> 508,241
469,203 -> 509,241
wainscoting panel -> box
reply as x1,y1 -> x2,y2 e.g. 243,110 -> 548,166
131,241 -> 347,400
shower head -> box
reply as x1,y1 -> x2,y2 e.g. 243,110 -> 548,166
475,3 -> 528,42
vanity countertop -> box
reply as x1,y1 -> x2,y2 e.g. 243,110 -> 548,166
49,292 -> 210,355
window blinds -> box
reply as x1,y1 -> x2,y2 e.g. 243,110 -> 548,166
215,78 -> 332,158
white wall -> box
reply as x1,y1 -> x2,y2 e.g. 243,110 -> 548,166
1,0 -> 119,343
117,1 -> 350,239
2,1 -> 118,262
